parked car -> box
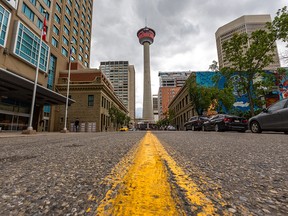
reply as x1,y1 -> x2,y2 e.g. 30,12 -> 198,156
249,98 -> 288,134
202,114 -> 248,132
184,116 -> 209,131
166,125 -> 176,131
119,126 -> 129,131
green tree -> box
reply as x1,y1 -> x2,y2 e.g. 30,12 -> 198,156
108,107 -> 129,129
221,7 -> 288,116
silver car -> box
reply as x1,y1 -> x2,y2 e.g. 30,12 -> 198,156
249,98 -> 288,134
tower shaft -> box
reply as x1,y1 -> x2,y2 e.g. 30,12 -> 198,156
142,42 -> 153,121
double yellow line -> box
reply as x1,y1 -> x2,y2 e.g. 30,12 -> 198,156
91,132 -> 230,215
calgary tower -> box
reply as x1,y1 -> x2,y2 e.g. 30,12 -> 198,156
137,26 -> 156,121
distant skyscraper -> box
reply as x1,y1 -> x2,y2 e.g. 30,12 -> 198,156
153,94 -> 159,122
216,15 -> 280,70
100,61 -> 135,121
137,26 -> 156,121
0,0 -> 94,131
158,71 -> 192,119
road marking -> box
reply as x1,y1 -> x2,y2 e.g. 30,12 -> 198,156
94,132 -> 227,215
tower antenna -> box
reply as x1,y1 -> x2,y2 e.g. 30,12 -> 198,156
145,18 -> 147,27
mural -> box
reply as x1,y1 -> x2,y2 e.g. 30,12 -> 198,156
194,69 -> 288,113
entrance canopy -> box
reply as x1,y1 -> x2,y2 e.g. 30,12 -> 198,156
0,68 -> 75,105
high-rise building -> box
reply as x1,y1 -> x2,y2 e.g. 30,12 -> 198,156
137,26 -> 156,122
158,71 -> 192,119
99,61 -> 135,122
0,0 -> 93,131
215,15 -> 280,70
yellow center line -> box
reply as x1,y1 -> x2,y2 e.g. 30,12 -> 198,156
94,132 -> 227,215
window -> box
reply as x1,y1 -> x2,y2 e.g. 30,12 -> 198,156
73,18 -> 78,27
64,15 -> 70,25
54,14 -> 60,24
81,13 -> 85,20
75,1 -> 80,10
0,5 -> 11,47
85,45 -> 89,51
37,18 -> 43,29
85,53 -> 88,59
67,0 -> 72,7
14,22 -> 50,72
88,95 -> 94,106
73,27 -> 78,36
79,45 -> 83,53
43,0 -> 51,8
62,36 -> 68,46
65,6 -> 71,16
61,47 -> 68,56
78,55 -> 83,61
84,61 -> 88,67
63,25 -> 70,35
80,29 -> 84,36
51,37 -> 58,47
71,46 -> 76,54
74,9 -> 79,18
52,25 -> 59,35
72,36 -> 77,45
56,3 -> 61,13
29,0 -> 36,6
22,3 -> 34,21
80,37 -> 84,44
47,54 -> 56,89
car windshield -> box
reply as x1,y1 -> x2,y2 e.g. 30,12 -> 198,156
268,99 -> 288,112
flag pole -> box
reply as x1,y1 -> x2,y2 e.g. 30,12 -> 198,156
25,10 -> 46,133
62,42 -> 73,133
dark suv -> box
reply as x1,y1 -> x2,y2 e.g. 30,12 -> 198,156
184,116 -> 209,131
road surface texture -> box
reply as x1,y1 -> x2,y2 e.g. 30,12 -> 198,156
0,131 -> 287,215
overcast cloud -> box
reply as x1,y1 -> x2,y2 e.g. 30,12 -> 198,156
90,0 -> 288,118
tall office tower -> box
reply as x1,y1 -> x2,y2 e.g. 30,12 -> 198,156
0,0 -> 93,132
216,15 -> 280,70
99,61 -> 135,121
158,71 -> 192,119
137,26 -> 156,121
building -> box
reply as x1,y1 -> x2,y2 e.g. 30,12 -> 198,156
99,61 -> 135,122
137,26 -> 156,122
158,71 -> 192,119
0,0 -> 93,132
55,69 -> 128,132
216,15 -> 280,70
152,94 -> 159,121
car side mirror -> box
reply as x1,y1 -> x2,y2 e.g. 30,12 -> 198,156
262,108 -> 268,113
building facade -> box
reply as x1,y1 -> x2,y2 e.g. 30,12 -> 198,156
0,0 -> 93,131
158,71 -> 192,120
99,61 -> 135,122
216,15 -> 280,70
55,69 -> 128,132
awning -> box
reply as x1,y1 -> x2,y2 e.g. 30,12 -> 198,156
0,68 -> 75,105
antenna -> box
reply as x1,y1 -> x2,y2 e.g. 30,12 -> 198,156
145,18 -> 147,27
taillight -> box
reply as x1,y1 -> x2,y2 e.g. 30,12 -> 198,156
242,119 -> 248,123
224,118 -> 232,122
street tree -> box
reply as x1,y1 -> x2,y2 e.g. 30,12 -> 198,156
221,7 -> 288,116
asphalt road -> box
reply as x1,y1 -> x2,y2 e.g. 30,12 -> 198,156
0,131 -> 287,215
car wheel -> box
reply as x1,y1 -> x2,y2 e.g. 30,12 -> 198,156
202,125 -> 205,131
191,125 -> 195,131
250,121 -> 262,133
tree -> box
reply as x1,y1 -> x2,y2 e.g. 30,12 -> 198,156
187,74 -> 234,115
108,107 -> 129,129
221,7 -> 288,116
208,60 -> 219,71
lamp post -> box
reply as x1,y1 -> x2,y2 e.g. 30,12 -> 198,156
24,10 -> 46,134
62,42 -> 73,133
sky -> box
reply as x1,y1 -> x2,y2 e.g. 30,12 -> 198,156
90,0 -> 288,118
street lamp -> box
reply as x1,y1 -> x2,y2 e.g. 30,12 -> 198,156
62,42 -> 73,133
24,10 -> 47,134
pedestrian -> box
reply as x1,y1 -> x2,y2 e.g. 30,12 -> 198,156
75,118 -> 79,132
